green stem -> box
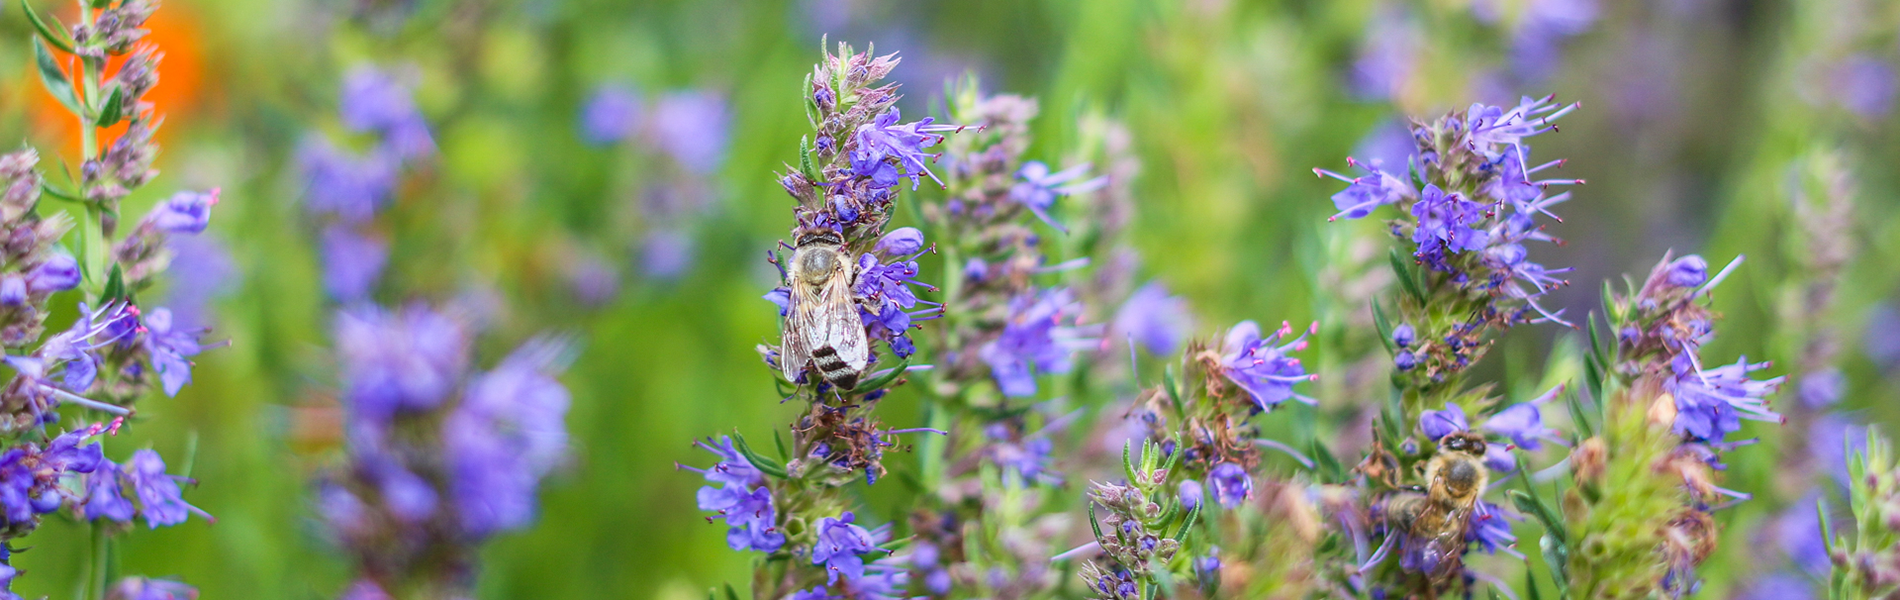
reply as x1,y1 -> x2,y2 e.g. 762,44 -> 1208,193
88,524 -> 107,600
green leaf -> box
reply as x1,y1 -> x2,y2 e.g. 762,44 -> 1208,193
20,0 -> 74,55
95,86 -> 123,127
849,359 -> 909,393
1388,247 -> 1425,305
1087,503 -> 1104,540
772,430 -> 789,462
1122,441 -> 1137,488
1509,489 -> 1567,546
98,264 -> 127,305
1371,299 -> 1395,354
1565,379 -> 1596,439
1170,504 -> 1200,540
797,136 -> 819,182
1817,497 -> 1835,555
40,182 -> 79,203
1161,366 -> 1183,413
722,583 -> 741,600
1540,533 -> 1571,599
801,73 -> 818,126
34,38 -> 83,118
1310,439 -> 1344,483
730,433 -> 788,479
1525,566 -> 1544,600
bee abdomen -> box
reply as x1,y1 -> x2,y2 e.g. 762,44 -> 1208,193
811,346 -> 861,389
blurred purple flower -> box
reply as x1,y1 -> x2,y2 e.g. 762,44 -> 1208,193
105,577 -> 197,600
1354,119 -> 1417,172
1010,161 -> 1106,232
321,226 -> 388,303
1798,368 -> 1845,409
445,338 -> 572,538
1738,573 -> 1815,600
981,288 -> 1087,397
145,189 -> 217,234
1467,499 -> 1522,557
640,230 -> 694,281
1314,160 -> 1415,220
299,138 -> 399,225
1218,320 -> 1317,411
580,85 -> 642,146
1867,303 -> 1900,371
1178,479 -> 1204,510
1810,413 -> 1867,489
1665,255 -> 1708,288
1351,8 -> 1420,101
983,424 -> 1058,486
1208,462 -> 1251,508
1112,281 -> 1192,356
1774,494 -> 1830,574
1830,55 -> 1896,120
339,66 -> 434,160
27,254 -> 81,293
162,235 -> 236,332
337,580 -> 391,600
1482,386 -> 1564,450
1508,0 -> 1598,84
565,249 -> 621,307
84,461 -> 134,521
647,90 -> 729,175
334,305 -> 470,425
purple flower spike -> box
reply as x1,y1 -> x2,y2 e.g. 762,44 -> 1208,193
1419,403 -> 1469,441
1208,462 -> 1252,508
339,66 -> 434,160
813,511 -> 878,584
854,108 -> 961,190
1218,320 -> 1318,411
446,338 -> 572,538
1411,184 -> 1489,258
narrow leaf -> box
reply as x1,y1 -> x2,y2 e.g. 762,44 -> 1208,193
1371,299 -> 1395,354
849,359 -> 909,393
772,430 -> 789,462
34,38 -> 83,118
1509,489 -> 1567,546
20,0 -> 74,55
1388,248 -> 1426,304
801,73 -> 818,126
1311,439 -> 1344,483
95,86 -> 124,128
723,583 -> 741,600
730,434 -> 788,479
98,264 -> 127,305
1161,366 -> 1183,413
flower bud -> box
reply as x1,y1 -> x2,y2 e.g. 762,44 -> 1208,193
874,227 -> 925,257
1665,255 -> 1708,288
27,255 -> 80,293
1392,323 -> 1415,348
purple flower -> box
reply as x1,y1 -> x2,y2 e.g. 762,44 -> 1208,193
1009,161 -> 1106,232
1208,462 -> 1252,508
1394,350 -> 1417,371
813,511 -> 878,584
1350,8 -> 1420,101
984,424 -> 1058,486
853,108 -> 959,189
339,66 -> 433,160
144,189 -> 217,234
1392,323 -> 1416,348
1464,96 -> 1577,153
84,461 -> 134,521
105,577 -> 197,600
1195,551 -> 1222,581
141,308 -> 205,397
334,305 -> 470,425
1411,184 -> 1489,257
647,90 -> 729,175
367,459 -> 437,523
1315,160 -> 1416,220
337,580 -> 392,600
1666,354 -> 1784,442
1507,0 -> 1598,83
1419,403 -> 1468,441
1739,573 -> 1816,600
299,139 -> 399,224
1218,320 -> 1317,411
1355,119 -> 1418,172
1829,55 -> 1896,119
1482,387 -> 1563,450
320,226 -> 389,302
1112,281 -> 1192,356
125,449 -> 209,528
1867,303 -> 1900,371
1810,413 -> 1866,488
1484,443 -> 1518,472
981,288 -> 1086,397
1665,255 -> 1708,288
682,436 -> 782,553
0,276 -> 23,305
1774,494 -> 1829,574
1178,479 -> 1204,510
161,235 -> 237,332
1797,368 -> 1844,409
27,254 -> 81,293
445,339 -> 571,538
872,227 -> 924,258
640,230 -> 694,280
579,85 -> 642,146
1467,500 -> 1521,557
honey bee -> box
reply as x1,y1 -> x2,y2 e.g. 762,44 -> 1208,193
1381,431 -> 1489,584
781,226 -> 869,389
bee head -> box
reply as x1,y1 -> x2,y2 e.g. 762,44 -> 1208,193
1439,432 -> 1486,456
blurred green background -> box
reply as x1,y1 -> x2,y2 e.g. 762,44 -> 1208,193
0,0 -> 1894,597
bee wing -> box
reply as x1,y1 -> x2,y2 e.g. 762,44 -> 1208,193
809,265 -> 869,372
780,284 -> 818,383
1419,503 -> 1475,579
